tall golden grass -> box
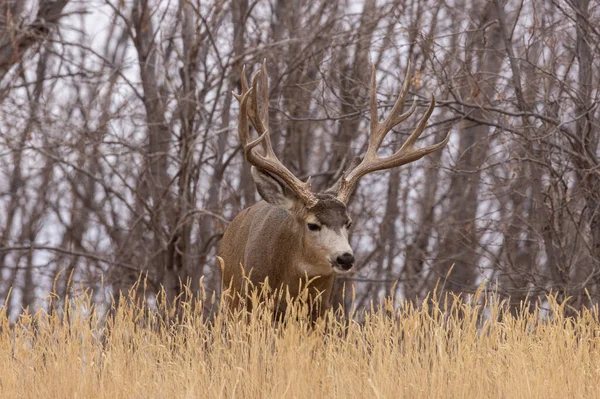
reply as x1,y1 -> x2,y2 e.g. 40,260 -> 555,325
1,283 -> 599,399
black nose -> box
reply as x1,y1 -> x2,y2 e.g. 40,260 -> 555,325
336,253 -> 355,270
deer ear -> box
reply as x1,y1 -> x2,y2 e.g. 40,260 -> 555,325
251,166 -> 300,211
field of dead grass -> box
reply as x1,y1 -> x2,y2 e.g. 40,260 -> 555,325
1,286 -> 599,399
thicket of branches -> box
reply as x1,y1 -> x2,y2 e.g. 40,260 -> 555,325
0,0 -> 598,318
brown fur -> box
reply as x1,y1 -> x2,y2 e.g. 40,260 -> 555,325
219,197 -> 349,319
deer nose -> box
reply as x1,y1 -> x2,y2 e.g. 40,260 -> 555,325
335,252 -> 355,270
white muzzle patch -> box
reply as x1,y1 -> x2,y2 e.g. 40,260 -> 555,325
320,226 -> 353,272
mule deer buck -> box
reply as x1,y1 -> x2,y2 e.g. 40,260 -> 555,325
219,61 -> 449,319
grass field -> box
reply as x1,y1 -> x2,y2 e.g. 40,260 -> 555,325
1,285 -> 599,398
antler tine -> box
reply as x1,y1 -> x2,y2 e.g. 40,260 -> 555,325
384,60 -> 416,129
233,65 -> 249,103
234,65 -> 254,152
238,88 -> 268,157
336,62 -> 450,204
399,94 -> 437,153
236,62 -> 318,208
248,69 -> 264,130
260,60 -> 269,124
366,61 -> 417,158
247,64 -> 276,158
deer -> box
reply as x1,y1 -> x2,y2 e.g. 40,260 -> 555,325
218,61 -> 449,320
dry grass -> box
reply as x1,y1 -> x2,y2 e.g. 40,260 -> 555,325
1,284 -> 600,399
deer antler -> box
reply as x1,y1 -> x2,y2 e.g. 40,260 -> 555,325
234,60 -> 318,208
335,61 -> 450,203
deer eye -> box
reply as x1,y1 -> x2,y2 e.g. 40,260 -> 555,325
307,223 -> 321,232
346,222 -> 353,229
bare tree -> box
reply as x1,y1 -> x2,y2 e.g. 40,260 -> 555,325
0,0 -> 598,318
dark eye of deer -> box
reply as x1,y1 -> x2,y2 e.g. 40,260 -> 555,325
346,222 -> 353,229
307,223 -> 321,232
